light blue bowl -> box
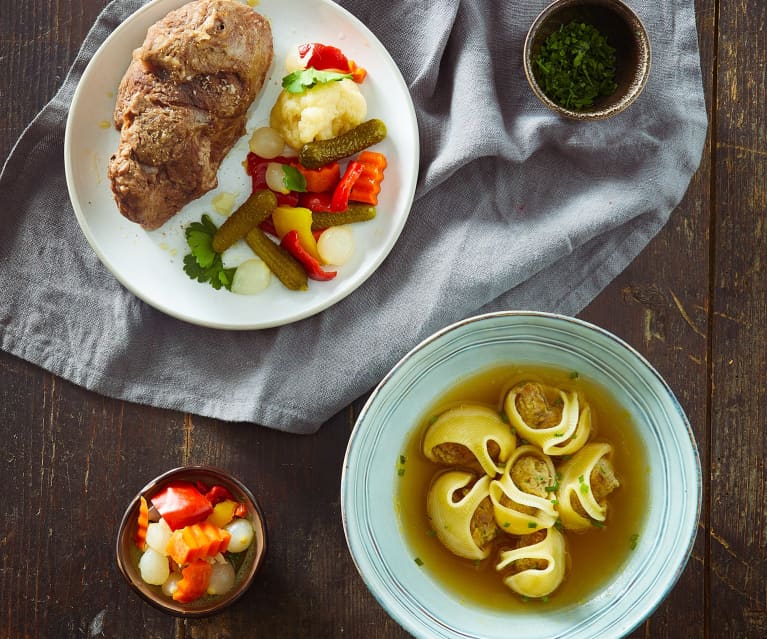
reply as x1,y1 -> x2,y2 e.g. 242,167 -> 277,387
341,311 -> 700,639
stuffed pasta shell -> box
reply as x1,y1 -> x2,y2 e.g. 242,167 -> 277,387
504,382 -> 591,456
426,471 -> 497,560
557,442 -> 620,531
489,445 -> 558,534
495,526 -> 567,598
422,404 -> 516,477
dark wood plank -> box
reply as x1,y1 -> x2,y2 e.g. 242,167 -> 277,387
579,0 -> 716,635
709,1 -> 767,637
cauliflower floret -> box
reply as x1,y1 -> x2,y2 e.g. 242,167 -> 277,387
269,78 -> 366,149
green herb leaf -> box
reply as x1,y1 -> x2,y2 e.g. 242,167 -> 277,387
429,414 -> 439,425
527,522 -> 538,529
399,455 -> 406,465
282,164 -> 307,192
397,468 -> 405,477
630,533 -> 640,550
533,21 -> 618,110
282,68 -> 352,94
591,518 -> 606,529
182,215 -> 235,291
580,483 -> 590,495
414,557 -> 424,566
569,371 -> 580,379
545,484 -> 559,493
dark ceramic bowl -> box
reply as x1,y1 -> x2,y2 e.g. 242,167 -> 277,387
524,0 -> 651,120
116,466 -> 267,617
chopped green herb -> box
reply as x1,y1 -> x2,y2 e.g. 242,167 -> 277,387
521,596 -> 530,603
551,499 -> 559,506
397,468 -> 405,477
426,529 -> 436,538
503,522 -> 511,528
630,533 -> 640,550
281,164 -> 307,192
545,484 -> 559,493
510,426 -> 516,435
554,519 -> 564,531
428,414 -> 439,425
580,483 -> 590,495
554,432 -> 564,437
499,411 -> 509,424
281,68 -> 352,93
399,455 -> 406,465
473,559 -> 481,567
591,519 -> 606,529
569,371 -> 580,379
556,472 -> 563,480
414,557 -> 424,566
533,21 -> 618,110
578,474 -> 585,483
561,454 -> 572,461
182,215 -> 236,291
527,522 -> 538,529
542,596 -> 549,603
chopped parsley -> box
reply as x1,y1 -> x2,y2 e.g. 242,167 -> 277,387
580,483 -> 590,495
399,455 -> 406,465
503,522 -> 511,528
397,468 -> 405,477
282,68 -> 352,93
545,484 -> 559,493
426,529 -> 436,538
569,371 -> 580,380
527,522 -> 538,529
414,557 -> 424,566
428,414 -> 439,425
590,519 -> 606,529
533,21 -> 618,110
182,215 -> 235,291
630,533 -> 640,550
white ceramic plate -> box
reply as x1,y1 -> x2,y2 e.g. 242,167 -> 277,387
342,311 -> 701,639
64,0 -> 418,329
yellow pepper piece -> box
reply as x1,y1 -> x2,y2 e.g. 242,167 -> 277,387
207,499 -> 238,528
272,206 -> 322,262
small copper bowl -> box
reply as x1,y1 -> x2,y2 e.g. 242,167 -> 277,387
116,466 -> 267,617
524,0 -> 651,120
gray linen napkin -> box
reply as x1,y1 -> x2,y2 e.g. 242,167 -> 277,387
0,0 -> 706,433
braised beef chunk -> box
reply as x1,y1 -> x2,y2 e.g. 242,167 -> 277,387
108,0 -> 273,230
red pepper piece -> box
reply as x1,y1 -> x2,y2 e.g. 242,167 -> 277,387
298,43 -> 349,72
330,161 -> 363,212
150,482 -> 213,531
298,43 -> 367,83
280,230 -> 337,281
298,192 -> 334,213
233,502 -> 249,518
204,485 -> 233,506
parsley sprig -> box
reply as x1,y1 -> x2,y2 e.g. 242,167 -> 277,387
534,21 -> 618,110
282,68 -> 352,94
182,215 -> 235,291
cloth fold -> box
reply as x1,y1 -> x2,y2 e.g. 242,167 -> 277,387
0,0 -> 707,433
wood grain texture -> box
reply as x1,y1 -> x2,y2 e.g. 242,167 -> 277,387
1,0 -> 765,637
709,1 -> 767,637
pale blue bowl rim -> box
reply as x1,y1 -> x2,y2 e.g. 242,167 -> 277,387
341,310 -> 702,639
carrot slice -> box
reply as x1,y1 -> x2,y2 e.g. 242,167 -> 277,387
349,151 -> 387,205
166,522 -> 232,565
134,496 -> 149,550
172,559 -> 212,603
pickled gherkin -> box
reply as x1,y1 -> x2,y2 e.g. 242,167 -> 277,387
212,190 -> 278,253
245,228 -> 308,291
311,205 -> 376,230
299,119 -> 387,169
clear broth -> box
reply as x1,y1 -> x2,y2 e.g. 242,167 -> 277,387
395,364 -> 649,611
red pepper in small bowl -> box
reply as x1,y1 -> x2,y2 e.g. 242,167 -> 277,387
150,482 -> 213,531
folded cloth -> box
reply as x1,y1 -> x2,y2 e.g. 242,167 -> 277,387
0,0 -> 706,433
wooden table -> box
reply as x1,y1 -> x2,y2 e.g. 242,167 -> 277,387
1,1 -> 764,637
